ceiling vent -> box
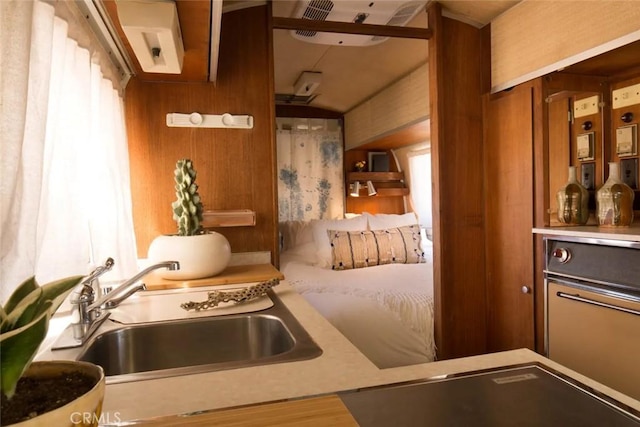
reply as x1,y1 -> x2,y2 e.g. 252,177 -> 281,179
290,0 -> 426,46
275,93 -> 319,106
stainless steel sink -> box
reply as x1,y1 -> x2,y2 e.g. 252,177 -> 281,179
74,290 -> 322,383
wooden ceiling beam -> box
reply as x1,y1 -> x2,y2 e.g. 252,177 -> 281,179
272,17 -> 432,40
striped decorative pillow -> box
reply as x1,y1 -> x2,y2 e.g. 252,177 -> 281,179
328,225 -> 425,270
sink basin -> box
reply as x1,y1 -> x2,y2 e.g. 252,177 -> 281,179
75,291 -> 322,383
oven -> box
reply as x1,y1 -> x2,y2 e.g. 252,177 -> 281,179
544,235 -> 640,401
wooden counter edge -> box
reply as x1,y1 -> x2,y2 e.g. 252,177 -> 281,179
145,264 -> 285,290
132,395 -> 358,426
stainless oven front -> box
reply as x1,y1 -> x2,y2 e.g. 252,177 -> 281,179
544,235 -> 640,401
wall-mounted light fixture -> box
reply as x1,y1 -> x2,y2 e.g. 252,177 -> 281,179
350,181 -> 361,197
116,0 -> 184,74
367,181 -> 377,196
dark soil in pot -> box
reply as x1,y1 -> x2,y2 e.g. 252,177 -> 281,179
1,371 -> 95,426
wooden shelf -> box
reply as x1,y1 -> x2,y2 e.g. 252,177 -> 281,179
377,187 -> 410,196
348,187 -> 409,198
347,171 -> 404,182
347,170 -> 408,198
202,209 -> 256,227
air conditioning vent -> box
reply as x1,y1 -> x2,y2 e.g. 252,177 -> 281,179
386,3 -> 422,26
296,0 -> 334,38
275,93 -> 319,105
290,0 -> 426,46
301,0 -> 334,20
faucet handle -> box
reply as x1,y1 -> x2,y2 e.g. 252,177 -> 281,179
81,257 -> 116,287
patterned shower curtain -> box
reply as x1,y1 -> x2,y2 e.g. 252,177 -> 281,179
276,118 -> 344,222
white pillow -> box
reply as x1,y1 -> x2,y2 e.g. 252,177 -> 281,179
364,212 -> 419,230
281,241 -> 318,266
311,216 -> 368,268
279,220 -> 314,251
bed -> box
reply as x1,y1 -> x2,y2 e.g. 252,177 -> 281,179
279,213 -> 436,369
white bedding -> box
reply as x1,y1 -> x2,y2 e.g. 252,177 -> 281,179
280,250 -> 436,368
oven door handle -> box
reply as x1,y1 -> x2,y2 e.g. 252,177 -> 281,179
557,292 -> 640,316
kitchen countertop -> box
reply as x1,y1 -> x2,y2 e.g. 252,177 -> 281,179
533,225 -> 640,242
39,281 -> 640,425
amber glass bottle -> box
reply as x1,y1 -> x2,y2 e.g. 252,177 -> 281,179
557,166 -> 589,225
596,162 -> 634,227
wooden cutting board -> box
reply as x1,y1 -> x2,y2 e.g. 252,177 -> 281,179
144,264 -> 284,291
137,395 -> 358,426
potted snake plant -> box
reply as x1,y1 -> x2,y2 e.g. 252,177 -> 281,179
147,159 -> 231,280
1,276 -> 106,426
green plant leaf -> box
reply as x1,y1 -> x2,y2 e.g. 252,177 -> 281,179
3,277 -> 37,315
0,305 -> 7,331
0,302 -> 51,399
1,288 -> 44,333
1,276 -> 82,334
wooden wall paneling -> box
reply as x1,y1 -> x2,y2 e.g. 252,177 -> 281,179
126,5 -> 277,262
571,93 -> 604,219
344,150 -> 405,214
483,83 -> 535,352
531,78 -> 547,355
213,5 -> 278,263
344,150 -> 368,175
346,197 -> 405,215
428,3 -> 487,359
547,98 -> 571,226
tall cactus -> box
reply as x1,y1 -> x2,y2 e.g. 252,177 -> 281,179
172,159 -> 204,236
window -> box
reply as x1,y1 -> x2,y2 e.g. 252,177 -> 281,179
1,1 -> 137,301
408,150 -> 432,238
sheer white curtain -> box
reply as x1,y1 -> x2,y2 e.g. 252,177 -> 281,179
276,118 -> 344,221
408,149 -> 432,233
0,1 -> 137,302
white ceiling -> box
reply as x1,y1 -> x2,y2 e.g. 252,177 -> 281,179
270,0 -> 521,113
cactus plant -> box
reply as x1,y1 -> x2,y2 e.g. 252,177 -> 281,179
172,159 -> 204,236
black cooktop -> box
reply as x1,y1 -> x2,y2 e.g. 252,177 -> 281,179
339,363 -> 640,426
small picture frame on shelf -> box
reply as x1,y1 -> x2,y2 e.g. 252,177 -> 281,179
616,124 -> 637,157
576,132 -> 594,161
368,152 -> 389,172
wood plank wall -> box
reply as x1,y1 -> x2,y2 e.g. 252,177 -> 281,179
125,6 -> 278,263
428,4 -> 487,359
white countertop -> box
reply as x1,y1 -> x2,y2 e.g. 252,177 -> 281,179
533,225 -> 640,242
39,282 -> 640,424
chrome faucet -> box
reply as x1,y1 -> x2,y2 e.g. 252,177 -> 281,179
52,260 -> 180,350
87,260 -> 180,311
70,257 -> 115,325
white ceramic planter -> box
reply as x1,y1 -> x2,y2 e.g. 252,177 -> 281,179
147,232 -> 231,280
10,361 -> 105,427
